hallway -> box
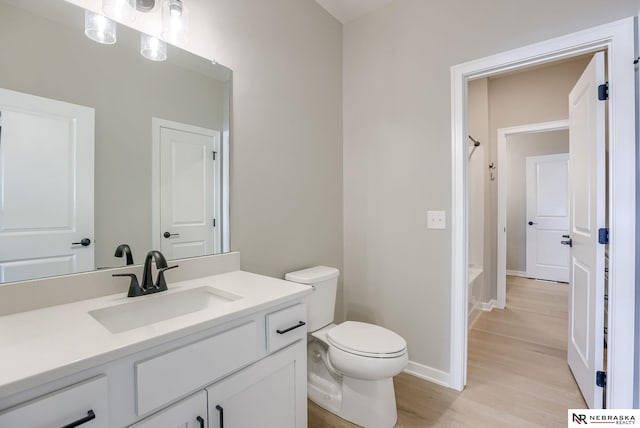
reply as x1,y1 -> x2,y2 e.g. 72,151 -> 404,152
309,276 -> 586,427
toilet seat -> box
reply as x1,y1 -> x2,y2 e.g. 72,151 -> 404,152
327,321 -> 407,359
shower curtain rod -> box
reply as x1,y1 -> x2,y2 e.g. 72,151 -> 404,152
468,135 -> 480,160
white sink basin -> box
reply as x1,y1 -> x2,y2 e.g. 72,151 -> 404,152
89,287 -> 242,334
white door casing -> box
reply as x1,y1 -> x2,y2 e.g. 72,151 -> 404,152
525,153 -> 570,282
496,121 -> 569,308
451,18 -> 635,407
0,88 -> 94,283
567,52 -> 606,409
152,118 -> 221,260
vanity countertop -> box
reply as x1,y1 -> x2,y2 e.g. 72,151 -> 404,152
0,270 -> 312,400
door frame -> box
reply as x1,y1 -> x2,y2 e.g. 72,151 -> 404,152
496,120 -> 569,308
151,117 -> 225,255
450,17 -> 636,408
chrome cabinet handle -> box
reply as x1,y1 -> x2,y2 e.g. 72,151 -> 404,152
276,321 -> 306,334
60,410 -> 95,428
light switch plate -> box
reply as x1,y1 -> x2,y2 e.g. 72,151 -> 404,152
427,211 -> 446,229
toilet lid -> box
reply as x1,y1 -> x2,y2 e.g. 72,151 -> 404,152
327,321 -> 407,357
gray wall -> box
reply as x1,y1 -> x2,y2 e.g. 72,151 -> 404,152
0,2 -> 227,268
343,1 -> 637,374
506,131 -> 569,272
67,0 -> 345,318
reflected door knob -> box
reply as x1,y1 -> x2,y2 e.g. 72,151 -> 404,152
163,232 -> 180,239
72,238 -> 91,246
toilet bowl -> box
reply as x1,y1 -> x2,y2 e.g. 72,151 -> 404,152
285,266 -> 408,428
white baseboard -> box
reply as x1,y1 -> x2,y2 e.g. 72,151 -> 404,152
481,299 -> 498,311
403,361 -> 450,388
506,270 -> 527,277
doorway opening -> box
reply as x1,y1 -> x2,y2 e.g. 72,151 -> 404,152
496,121 -> 571,308
451,18 -> 636,409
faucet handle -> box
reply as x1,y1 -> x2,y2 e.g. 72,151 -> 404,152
156,265 -> 179,292
113,273 -> 145,297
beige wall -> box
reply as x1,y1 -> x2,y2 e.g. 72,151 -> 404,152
64,0 -> 345,317
343,1 -> 637,374
506,130 -> 569,272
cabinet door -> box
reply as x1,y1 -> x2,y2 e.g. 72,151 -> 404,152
129,391 -> 207,428
207,342 -> 307,428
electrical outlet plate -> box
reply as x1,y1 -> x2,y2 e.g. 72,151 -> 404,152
427,211 -> 446,229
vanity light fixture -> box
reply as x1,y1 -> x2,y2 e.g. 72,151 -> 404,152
102,0 -> 133,21
131,0 -> 156,12
140,33 -> 167,61
84,10 -> 117,44
161,0 -> 188,44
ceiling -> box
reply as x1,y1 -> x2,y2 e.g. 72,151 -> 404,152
314,0 -> 394,24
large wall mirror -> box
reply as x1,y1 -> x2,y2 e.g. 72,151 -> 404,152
0,0 -> 231,284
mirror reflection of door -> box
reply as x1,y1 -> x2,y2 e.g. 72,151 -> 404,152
0,88 -> 94,282
153,119 -> 221,260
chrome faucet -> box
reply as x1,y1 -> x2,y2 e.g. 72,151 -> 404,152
112,250 -> 178,297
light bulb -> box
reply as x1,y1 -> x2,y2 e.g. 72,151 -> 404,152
162,0 -> 188,44
140,34 -> 167,61
84,10 -> 116,44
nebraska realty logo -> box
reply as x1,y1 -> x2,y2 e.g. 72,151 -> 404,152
569,409 -> 639,425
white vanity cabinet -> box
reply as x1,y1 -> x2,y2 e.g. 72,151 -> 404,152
129,391 -> 207,428
0,376 -> 109,428
0,300 -> 308,428
207,342 -> 306,428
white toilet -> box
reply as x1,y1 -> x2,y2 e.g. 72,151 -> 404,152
285,266 -> 408,428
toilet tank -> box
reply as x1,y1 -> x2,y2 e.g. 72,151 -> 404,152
285,266 -> 340,332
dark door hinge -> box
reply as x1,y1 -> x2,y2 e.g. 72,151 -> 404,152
213,151 -> 217,160
598,228 -> 609,245
596,371 -> 606,388
213,219 -> 216,227
598,82 -> 609,100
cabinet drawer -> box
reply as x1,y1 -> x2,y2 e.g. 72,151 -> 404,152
266,304 -> 307,352
129,390 -> 207,428
0,376 -> 108,428
136,321 -> 257,416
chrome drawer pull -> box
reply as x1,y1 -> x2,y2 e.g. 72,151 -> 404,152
276,321 -> 306,334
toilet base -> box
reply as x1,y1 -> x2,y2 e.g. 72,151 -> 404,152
309,376 -> 398,428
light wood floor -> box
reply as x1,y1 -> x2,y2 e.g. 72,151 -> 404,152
308,276 -> 586,427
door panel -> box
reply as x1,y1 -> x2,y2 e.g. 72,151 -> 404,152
159,126 -> 219,260
567,51 -> 605,409
526,153 -> 569,282
0,88 -> 94,282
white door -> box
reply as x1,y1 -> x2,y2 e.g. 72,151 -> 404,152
567,52 -> 606,409
158,122 -> 220,260
0,88 -> 94,283
525,153 -> 570,282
